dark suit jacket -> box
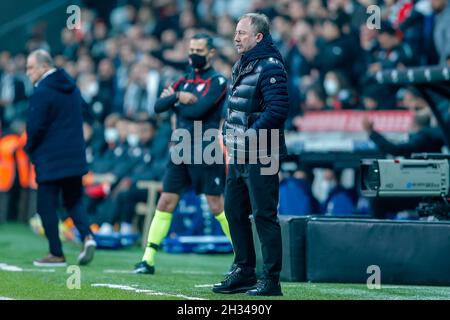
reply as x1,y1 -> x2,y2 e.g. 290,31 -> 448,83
369,127 -> 445,157
26,69 -> 88,183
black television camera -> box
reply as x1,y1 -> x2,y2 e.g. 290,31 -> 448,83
361,153 -> 450,219
361,66 -> 450,220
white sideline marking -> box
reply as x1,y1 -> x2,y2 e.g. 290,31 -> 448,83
0,296 -> 14,300
103,269 -> 134,274
172,269 -> 215,275
103,268 -> 215,275
23,269 -> 55,273
194,284 -> 214,288
0,263 -> 22,272
0,262 -> 55,273
92,283 -> 206,300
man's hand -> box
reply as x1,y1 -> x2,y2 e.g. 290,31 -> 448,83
160,86 -> 175,98
369,63 -> 381,73
112,177 -> 132,197
178,91 -> 198,104
293,116 -> 303,131
362,116 -> 374,133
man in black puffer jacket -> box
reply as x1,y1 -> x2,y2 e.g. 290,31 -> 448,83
25,50 -> 96,267
213,13 -> 289,296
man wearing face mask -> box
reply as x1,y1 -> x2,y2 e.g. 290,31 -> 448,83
95,118 -> 168,234
323,71 -> 357,110
133,33 -> 232,275
104,126 -> 119,145
104,119 -> 169,234
86,117 -> 143,230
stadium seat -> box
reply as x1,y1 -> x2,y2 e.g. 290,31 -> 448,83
279,177 -> 320,215
136,180 -> 162,248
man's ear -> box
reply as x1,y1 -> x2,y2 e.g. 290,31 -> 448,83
208,48 -> 216,58
256,33 -> 264,43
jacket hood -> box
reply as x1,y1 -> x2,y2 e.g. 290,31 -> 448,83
239,34 -> 284,67
39,68 -> 76,93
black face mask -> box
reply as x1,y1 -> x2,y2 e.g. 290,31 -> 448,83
189,54 -> 207,69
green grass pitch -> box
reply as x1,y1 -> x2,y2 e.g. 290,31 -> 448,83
1,223 -> 450,300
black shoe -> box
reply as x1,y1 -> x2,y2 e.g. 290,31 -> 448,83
133,261 -> 155,274
246,278 -> 283,296
224,263 -> 238,276
212,267 -> 257,294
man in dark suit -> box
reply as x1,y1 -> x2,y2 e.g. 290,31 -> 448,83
25,49 -> 96,266
362,110 -> 445,157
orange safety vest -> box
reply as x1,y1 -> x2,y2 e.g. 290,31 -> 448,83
17,132 -> 37,190
0,132 -> 37,192
0,134 -> 20,192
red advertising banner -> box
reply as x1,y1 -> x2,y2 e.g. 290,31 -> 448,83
297,110 -> 414,133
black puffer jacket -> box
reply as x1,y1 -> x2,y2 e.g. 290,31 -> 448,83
223,35 -> 289,159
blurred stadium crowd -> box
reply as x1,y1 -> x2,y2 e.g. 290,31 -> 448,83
1,0 -> 450,236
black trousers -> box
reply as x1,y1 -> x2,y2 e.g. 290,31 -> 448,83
37,176 -> 92,256
224,162 -> 282,280
116,184 -> 147,224
97,183 -> 147,225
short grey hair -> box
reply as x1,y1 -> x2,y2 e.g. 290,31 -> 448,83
29,49 -> 54,67
238,13 -> 270,36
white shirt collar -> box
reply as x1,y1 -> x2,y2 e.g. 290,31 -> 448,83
35,68 -> 57,87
